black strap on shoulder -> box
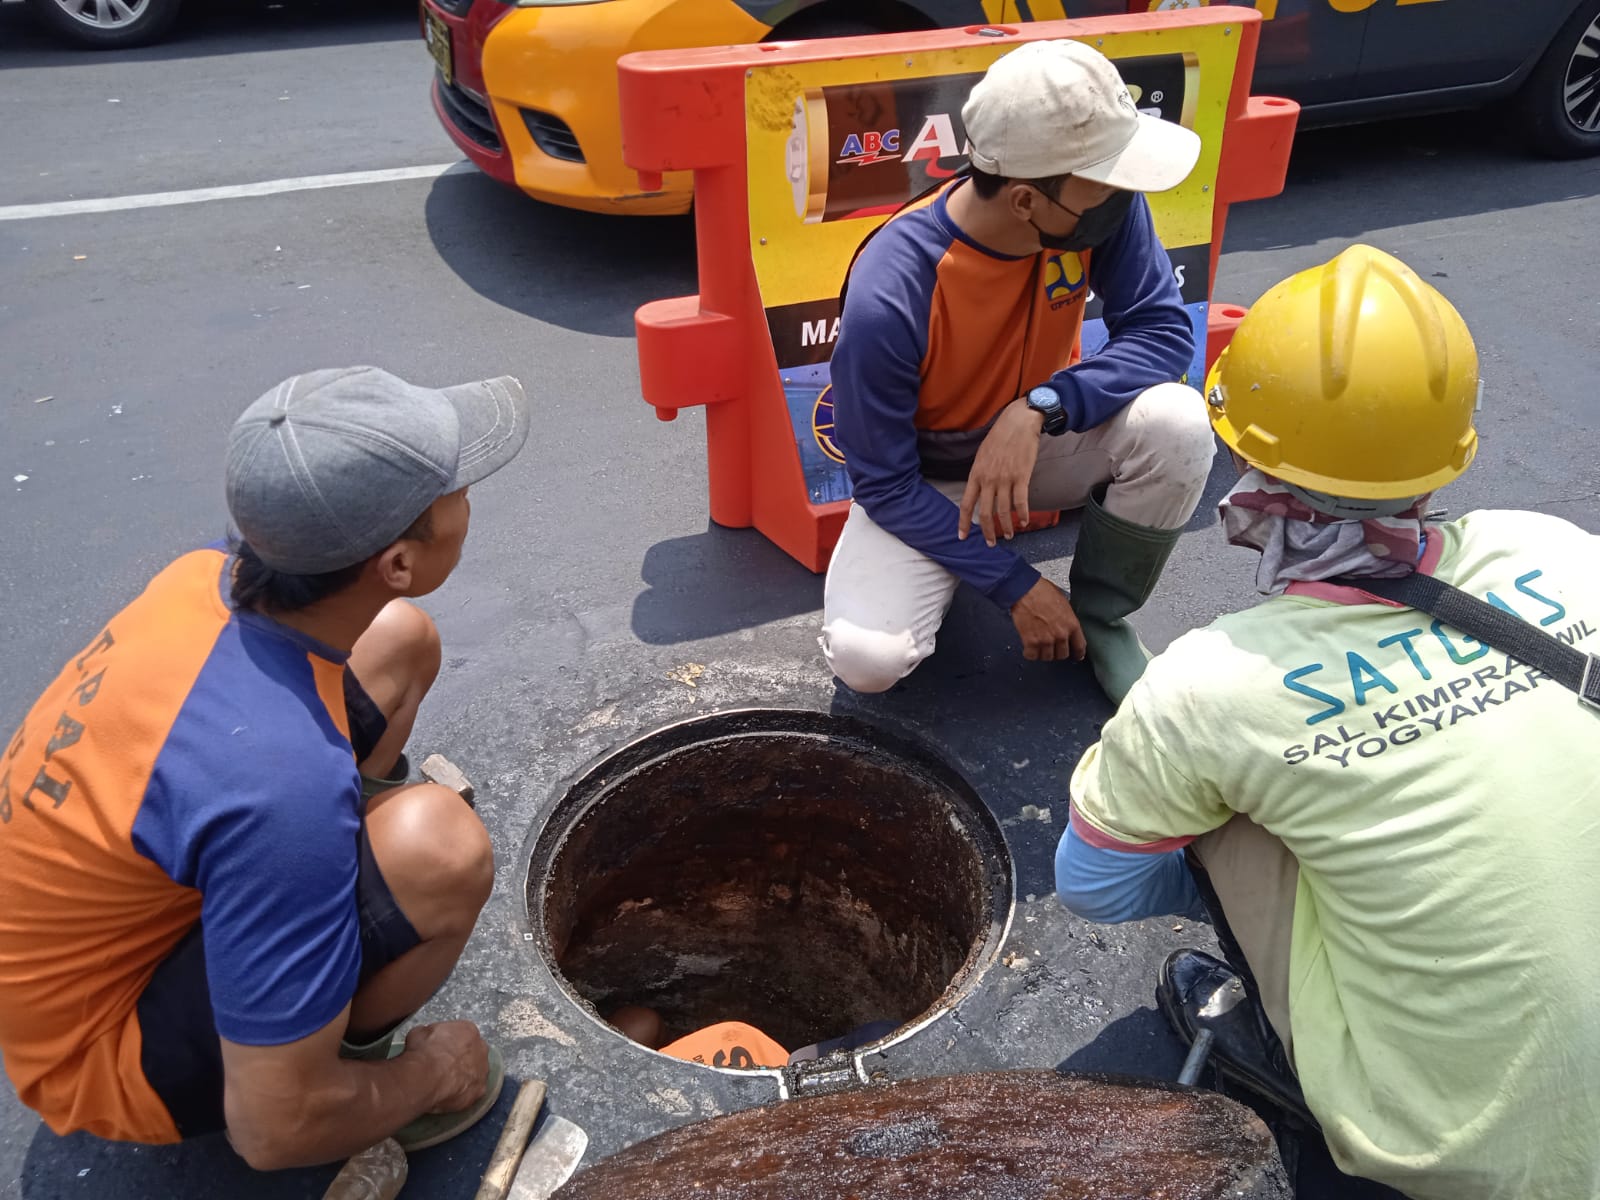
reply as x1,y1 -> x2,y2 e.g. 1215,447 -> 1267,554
1343,571 -> 1600,710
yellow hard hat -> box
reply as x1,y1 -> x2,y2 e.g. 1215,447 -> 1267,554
1206,244 -> 1480,502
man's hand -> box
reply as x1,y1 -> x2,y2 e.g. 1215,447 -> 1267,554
1011,578 -> 1086,663
223,1005 -> 491,1171
405,1020 -> 489,1113
959,399 -> 1045,547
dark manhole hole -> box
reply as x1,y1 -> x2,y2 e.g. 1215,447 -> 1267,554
528,709 -> 1014,1060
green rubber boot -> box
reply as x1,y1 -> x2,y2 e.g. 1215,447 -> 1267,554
1068,489 -> 1184,707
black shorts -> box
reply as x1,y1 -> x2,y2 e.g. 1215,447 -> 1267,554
136,671 -> 421,1139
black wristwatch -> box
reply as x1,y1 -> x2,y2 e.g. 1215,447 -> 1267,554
1025,385 -> 1069,436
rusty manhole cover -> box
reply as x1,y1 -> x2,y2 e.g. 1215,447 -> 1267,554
555,1070 -> 1291,1198
528,709 -> 1013,1061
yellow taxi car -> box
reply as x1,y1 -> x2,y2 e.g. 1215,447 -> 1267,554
421,0 -> 1600,215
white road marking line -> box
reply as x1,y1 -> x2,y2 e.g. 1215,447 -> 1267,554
0,162 -> 474,222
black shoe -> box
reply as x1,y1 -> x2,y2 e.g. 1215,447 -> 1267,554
1157,948 -> 1317,1128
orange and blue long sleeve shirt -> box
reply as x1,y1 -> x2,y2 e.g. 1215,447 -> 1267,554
831,180 -> 1193,607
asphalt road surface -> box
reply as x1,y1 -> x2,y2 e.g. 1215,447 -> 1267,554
2,2 -> 1598,1197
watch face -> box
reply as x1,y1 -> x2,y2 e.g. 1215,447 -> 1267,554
1028,387 -> 1067,434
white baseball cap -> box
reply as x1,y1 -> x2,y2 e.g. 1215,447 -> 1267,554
962,40 -> 1201,191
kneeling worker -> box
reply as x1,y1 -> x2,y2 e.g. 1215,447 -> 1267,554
823,39 -> 1217,704
1056,246 -> 1600,1199
0,367 -> 532,1168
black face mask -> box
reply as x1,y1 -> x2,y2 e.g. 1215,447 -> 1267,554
1031,187 -> 1135,253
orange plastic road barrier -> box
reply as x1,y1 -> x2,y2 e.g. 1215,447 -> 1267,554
620,9 -> 1298,573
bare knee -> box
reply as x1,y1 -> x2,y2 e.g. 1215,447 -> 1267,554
364,601 -> 443,694
383,601 -> 442,687
368,783 -> 493,937
821,622 -> 923,694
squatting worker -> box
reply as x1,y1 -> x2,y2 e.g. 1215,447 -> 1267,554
0,367 -> 533,1169
823,39 -> 1216,705
1055,246 -> 1600,1199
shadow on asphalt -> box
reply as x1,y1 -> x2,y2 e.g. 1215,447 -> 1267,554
1057,1005 -> 1188,1079
424,172 -> 698,339
630,523 -> 823,647
1225,112 -> 1600,255
0,0 -> 416,68
18,1081 -> 518,1199
625,441 -> 1231,651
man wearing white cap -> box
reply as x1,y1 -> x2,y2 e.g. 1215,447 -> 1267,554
823,39 -> 1214,705
0,367 -> 531,1169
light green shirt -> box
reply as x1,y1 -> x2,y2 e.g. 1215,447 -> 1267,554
1072,510 -> 1600,1200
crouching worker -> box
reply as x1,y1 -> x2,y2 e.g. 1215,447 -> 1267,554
1054,247 -> 1600,1200
822,40 -> 1216,706
0,367 -> 532,1169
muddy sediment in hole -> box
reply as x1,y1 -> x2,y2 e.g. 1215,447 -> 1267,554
533,712 -> 1012,1053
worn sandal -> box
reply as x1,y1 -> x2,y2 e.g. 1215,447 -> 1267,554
389,1038 -> 506,1153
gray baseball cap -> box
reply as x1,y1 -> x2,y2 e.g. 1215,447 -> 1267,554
226,366 -> 531,574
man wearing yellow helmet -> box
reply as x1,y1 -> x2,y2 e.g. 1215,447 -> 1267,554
1054,245 -> 1600,1199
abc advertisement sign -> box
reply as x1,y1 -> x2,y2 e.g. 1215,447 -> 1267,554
745,27 -> 1241,505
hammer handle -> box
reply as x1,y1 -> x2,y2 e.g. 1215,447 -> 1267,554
474,1080 -> 548,1200
322,1138 -> 407,1200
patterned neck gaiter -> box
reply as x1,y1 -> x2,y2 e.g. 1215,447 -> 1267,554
1219,469 -> 1433,596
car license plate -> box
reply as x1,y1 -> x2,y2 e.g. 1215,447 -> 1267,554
424,9 -> 453,88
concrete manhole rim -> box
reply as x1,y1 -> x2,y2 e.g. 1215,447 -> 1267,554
520,705 -> 1018,1080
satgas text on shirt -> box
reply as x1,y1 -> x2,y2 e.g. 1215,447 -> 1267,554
1277,569 -> 1595,768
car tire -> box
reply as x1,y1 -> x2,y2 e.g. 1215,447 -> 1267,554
23,0 -> 184,49
1514,0 -> 1600,158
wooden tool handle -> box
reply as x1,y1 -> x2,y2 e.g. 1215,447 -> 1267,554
323,1138 -> 408,1200
473,1079 -> 548,1200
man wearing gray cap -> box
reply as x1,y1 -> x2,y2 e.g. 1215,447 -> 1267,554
823,39 -> 1215,706
0,367 -> 530,1169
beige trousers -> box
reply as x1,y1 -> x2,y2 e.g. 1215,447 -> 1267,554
821,383 -> 1215,694
1190,813 -> 1300,1067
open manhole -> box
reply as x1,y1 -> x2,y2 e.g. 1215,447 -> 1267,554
528,709 -> 1013,1061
